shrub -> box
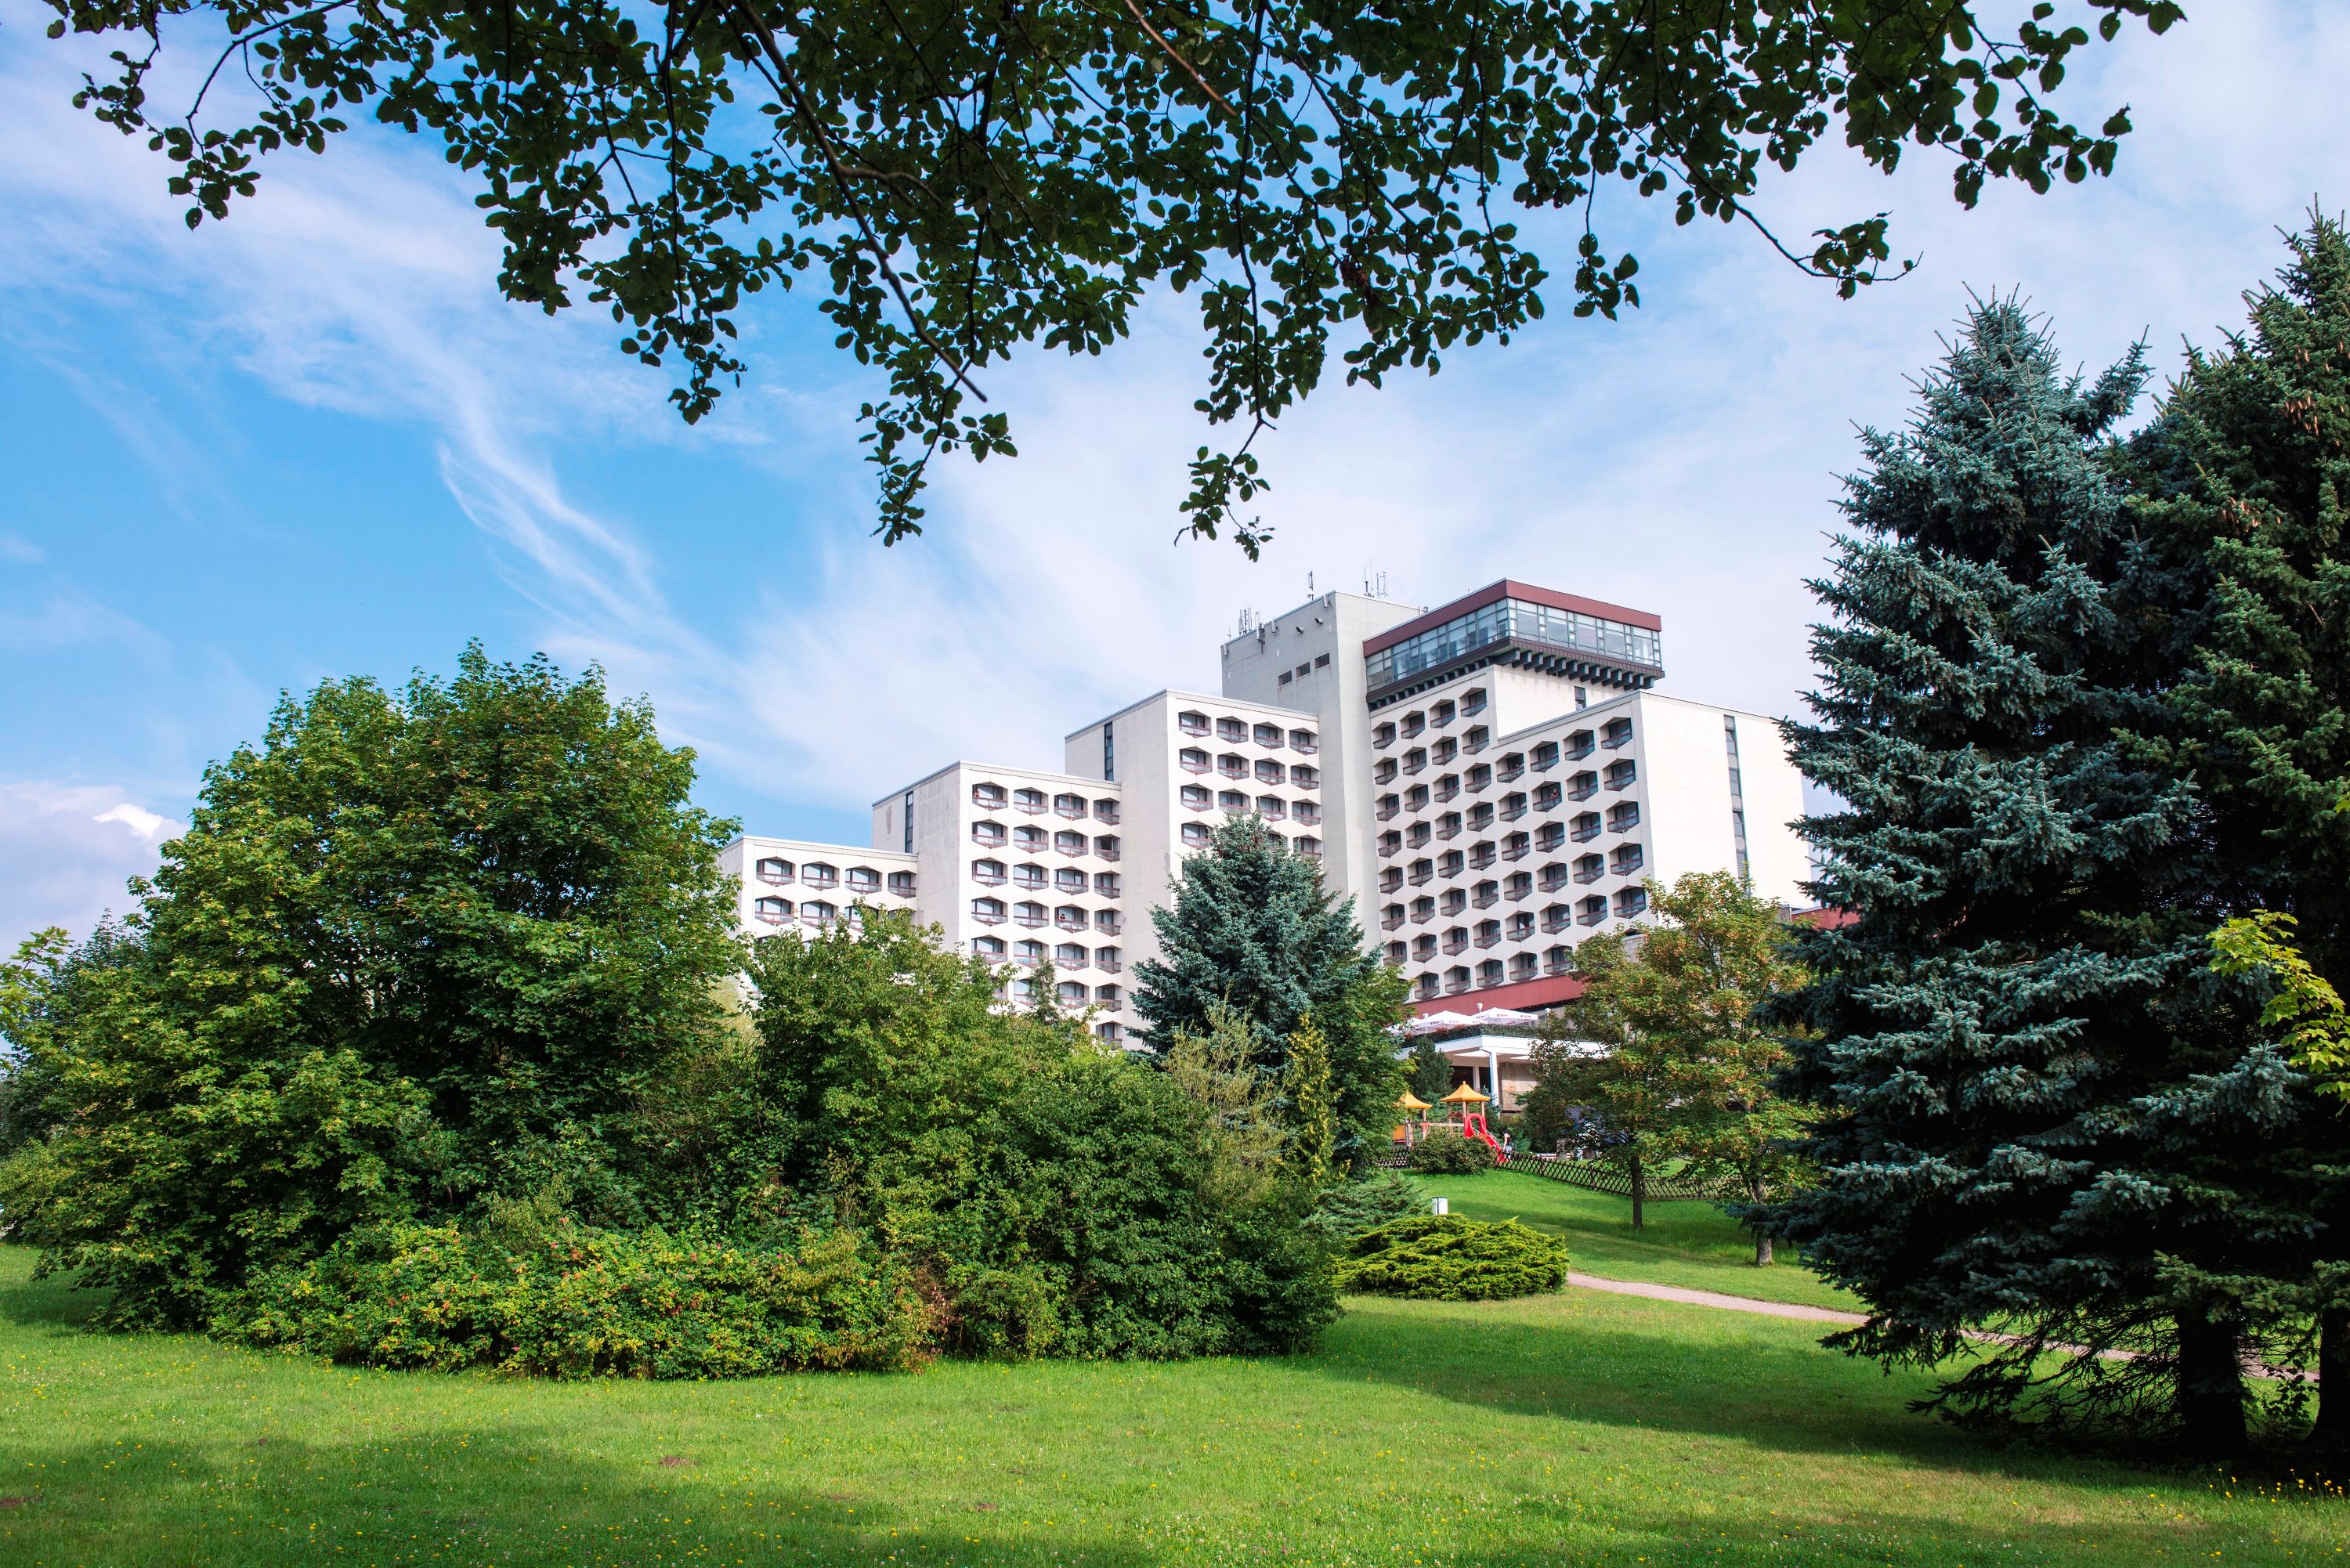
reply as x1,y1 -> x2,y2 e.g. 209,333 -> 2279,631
1332,1216 -> 1570,1301
1405,1129 -> 1495,1174
1302,1170 -> 1427,1244
222,1222 -> 942,1378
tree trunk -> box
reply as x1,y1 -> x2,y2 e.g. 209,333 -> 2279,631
2315,1303 -> 2349,1454
1749,1176 -> 1772,1266
2175,1307 -> 2249,1459
1629,1151 -> 1646,1231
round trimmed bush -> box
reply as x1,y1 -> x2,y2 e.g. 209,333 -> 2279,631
1405,1129 -> 1495,1174
1331,1215 -> 1570,1301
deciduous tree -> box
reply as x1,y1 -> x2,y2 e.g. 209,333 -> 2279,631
42,0 -> 2183,545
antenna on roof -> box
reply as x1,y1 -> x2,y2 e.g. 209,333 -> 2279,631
1237,607 -> 1256,636
1307,570 -> 1315,596
1362,568 -> 1390,599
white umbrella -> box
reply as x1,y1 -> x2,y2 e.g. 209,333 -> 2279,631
1402,1010 -> 1477,1035
1468,1006 -> 1540,1028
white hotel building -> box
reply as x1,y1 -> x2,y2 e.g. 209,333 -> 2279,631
721,579 -> 1806,1039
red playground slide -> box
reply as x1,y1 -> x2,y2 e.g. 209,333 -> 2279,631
1459,1111 -> 1509,1165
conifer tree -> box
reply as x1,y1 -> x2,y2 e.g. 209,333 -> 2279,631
1762,301 -> 2307,1454
1133,816 -> 1402,1168
2124,216 -> 2350,1449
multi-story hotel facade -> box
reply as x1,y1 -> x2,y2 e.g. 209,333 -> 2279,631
725,578 -> 1807,1037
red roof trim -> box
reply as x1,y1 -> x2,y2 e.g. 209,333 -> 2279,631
1409,973 -> 1586,1017
1362,580 -> 1663,656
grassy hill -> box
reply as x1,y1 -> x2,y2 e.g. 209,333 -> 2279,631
0,1246 -> 2334,1567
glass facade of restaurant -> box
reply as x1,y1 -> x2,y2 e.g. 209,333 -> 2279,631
1365,598 -> 1662,689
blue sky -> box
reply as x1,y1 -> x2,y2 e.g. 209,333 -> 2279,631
5,2 -> 2349,952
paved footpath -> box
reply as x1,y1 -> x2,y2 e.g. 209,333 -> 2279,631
1567,1271 -> 1866,1326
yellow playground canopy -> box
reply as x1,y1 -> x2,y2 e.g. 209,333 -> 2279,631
1441,1082 -> 1490,1104
1394,1089 -> 1432,1112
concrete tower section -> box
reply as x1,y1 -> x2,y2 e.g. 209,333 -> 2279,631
1217,591 -> 1421,916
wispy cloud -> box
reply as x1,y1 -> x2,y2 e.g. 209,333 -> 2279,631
0,782 -> 183,948
2,0 -> 2346,908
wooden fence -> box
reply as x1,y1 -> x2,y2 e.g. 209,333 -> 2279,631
1516,1154 -> 1745,1204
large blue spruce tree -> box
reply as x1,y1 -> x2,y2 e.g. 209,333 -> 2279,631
1763,301 -> 2307,1454
2122,215 -> 2350,1450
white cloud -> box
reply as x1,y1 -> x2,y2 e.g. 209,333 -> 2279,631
0,783 -> 182,950
3,0 -> 2346,867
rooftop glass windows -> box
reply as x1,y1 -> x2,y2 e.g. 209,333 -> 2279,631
1365,596 -> 1661,689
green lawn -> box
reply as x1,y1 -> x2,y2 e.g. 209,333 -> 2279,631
2,1248 -> 2340,1567
1404,1169 -> 1864,1312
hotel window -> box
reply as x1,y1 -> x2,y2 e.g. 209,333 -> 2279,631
1219,789 -> 1247,811
1054,829 -> 1087,855
1439,849 -> 1466,878
1257,795 -> 1286,818
1054,868 -> 1086,894
1294,664 -> 1310,679
1289,764 -> 1318,787
1574,854 -> 1605,883
1297,836 -> 1321,858
1386,941 -> 1408,965
1566,729 -> 1596,759
1055,942 -> 1088,968
1294,801 -> 1321,825
1014,787 -> 1047,812
1093,835 -> 1119,858
1180,747 -> 1210,772
1605,759 -> 1637,789
1375,758 -> 1399,784
1537,822 -> 1567,852
1103,719 -> 1115,782
848,866 -> 880,894
1097,945 -> 1122,969
1415,974 -> 1441,1000
1542,904 -> 1571,933
1533,782 -> 1563,811
1093,909 -> 1123,933
1182,822 -> 1211,847
1546,945 -> 1572,973
1531,740 -> 1559,770
1289,728 -> 1318,752
1603,716 -> 1635,748
1506,871 -> 1533,899
902,792 -> 915,852
1578,895 -> 1607,926
1569,770 -> 1599,800
1054,792 -> 1086,818
754,896 -> 793,924
1015,901 -> 1047,927
1406,783 -> 1430,812
1253,721 -> 1282,746
1406,822 -> 1432,847
1432,737 -> 1458,764
1058,981 -> 1090,1007
1255,757 -> 1283,783
1096,1021 -> 1123,1044
1375,722 -> 1397,748
1055,905 -> 1089,930
1506,911 -> 1535,941
972,858 -> 1007,885
1440,887 -> 1468,916
1412,934 -> 1437,961
972,936 -> 1007,960
1219,753 -> 1249,778
1094,797 -> 1118,821
1278,670 -> 1292,688
1379,830 -> 1403,856
972,782 -> 1007,807
1314,654 -> 1329,668
887,870 -> 916,896
1503,830 -> 1531,860
1462,686 -> 1488,714
1614,887 -> 1650,919
1466,802 -> 1494,831
1538,862 -> 1567,891
1012,863 -> 1046,890
1015,939 -> 1047,962
755,857 -> 794,884
1217,716 -> 1246,741
1445,966 -> 1470,994
971,897 -> 1007,924
802,862 -> 839,888
1094,872 -> 1121,897
1462,725 -> 1489,753
1401,710 -> 1426,737
1013,825 -> 1047,852
1178,710 -> 1209,735
1477,959 -> 1506,988
1607,801 -> 1641,833
1411,895 -> 1436,922
1431,699 -> 1456,726
1509,952 -> 1538,982
1611,843 -> 1645,876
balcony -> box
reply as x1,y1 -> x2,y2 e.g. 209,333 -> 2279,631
1569,773 -> 1600,801
1180,752 -> 1210,774
1506,878 -> 1533,901
1056,912 -> 1090,933
1289,731 -> 1319,753
1097,995 -> 1125,1013
1376,803 -> 1399,822
1015,910 -> 1047,929
1498,757 -> 1525,782
1546,952 -> 1574,976
1531,742 -> 1560,770
1474,931 -> 1501,948
1408,864 -> 1434,886
1566,731 -> 1596,759
1014,791 -> 1047,815
1055,798 -> 1087,819
972,867 -> 1007,887
1462,728 -> 1488,753
1219,758 -> 1249,779
1571,818 -> 1602,844
1468,843 -> 1497,870
1502,837 -> 1531,862
972,909 -> 1007,927
1094,803 -> 1119,823
1603,720 -> 1635,749
1473,887 -> 1499,909
1542,909 -> 1570,934
1444,974 -> 1470,996
1382,912 -> 1405,931
1434,778 -> 1460,803
1097,958 -> 1123,974
1094,842 -> 1123,861
1435,819 -> 1462,841
1500,797 -> 1528,822
1442,934 -> 1469,956
1402,754 -> 1427,776
1606,761 -> 1638,789
1574,861 -> 1605,885
1094,914 -> 1124,935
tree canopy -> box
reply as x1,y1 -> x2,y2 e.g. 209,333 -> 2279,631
44,0 -> 2182,547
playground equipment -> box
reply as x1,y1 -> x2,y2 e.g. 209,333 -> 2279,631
1392,1083 -> 1510,1165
